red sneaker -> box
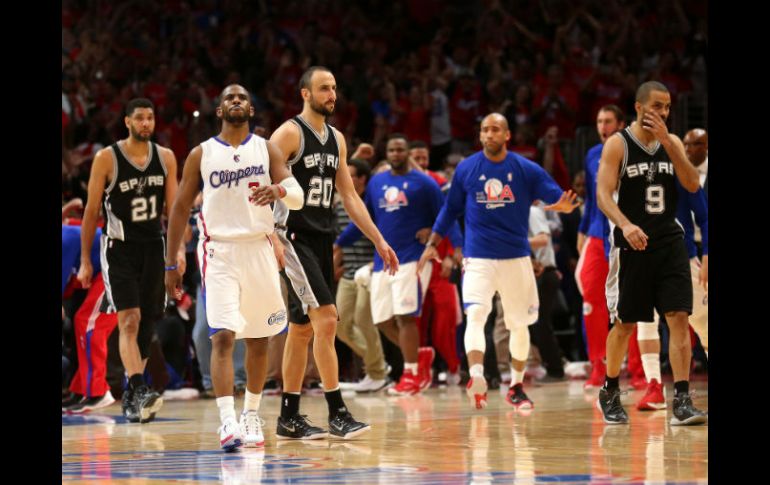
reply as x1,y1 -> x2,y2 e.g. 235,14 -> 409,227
387,370 -> 421,396
417,347 -> 435,391
466,376 -> 488,409
637,379 -> 666,411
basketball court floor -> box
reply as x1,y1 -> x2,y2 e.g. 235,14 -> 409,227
62,380 -> 708,484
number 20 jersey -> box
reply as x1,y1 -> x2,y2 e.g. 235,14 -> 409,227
278,115 -> 340,235
611,127 -> 683,251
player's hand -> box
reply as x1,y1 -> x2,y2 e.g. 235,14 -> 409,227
532,258 -> 544,277
77,260 -> 93,289
417,245 -> 441,274
642,110 -> 670,142
249,184 -> 283,206
415,227 -> 432,244
440,256 -> 455,278
165,268 -> 183,300
699,254 -> 708,292
271,233 -> 286,269
621,223 -> 648,250
543,190 -> 580,213
376,240 -> 399,275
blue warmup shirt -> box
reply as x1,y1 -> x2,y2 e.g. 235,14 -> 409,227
433,151 -> 564,259
676,182 -> 708,258
578,143 -> 611,258
336,169 -> 452,271
62,225 -> 102,294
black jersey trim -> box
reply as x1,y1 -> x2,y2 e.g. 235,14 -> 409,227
296,114 -> 329,145
625,126 -> 661,156
115,140 -> 155,172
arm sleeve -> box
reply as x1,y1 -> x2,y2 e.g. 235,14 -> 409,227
531,161 -> 565,205
432,163 -> 467,236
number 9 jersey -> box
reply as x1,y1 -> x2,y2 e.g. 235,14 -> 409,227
102,141 -> 167,242
275,115 -> 340,235
611,127 -> 683,251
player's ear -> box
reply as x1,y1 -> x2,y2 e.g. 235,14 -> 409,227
215,106 -> 223,119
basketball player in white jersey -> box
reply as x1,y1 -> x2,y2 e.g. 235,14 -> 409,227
165,84 -> 304,451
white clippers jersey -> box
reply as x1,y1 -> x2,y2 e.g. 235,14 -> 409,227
198,134 -> 274,240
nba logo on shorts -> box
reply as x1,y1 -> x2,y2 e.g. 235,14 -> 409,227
583,302 -> 593,316
208,247 -> 214,258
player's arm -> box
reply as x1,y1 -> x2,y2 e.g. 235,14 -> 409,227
596,135 -> 648,251
164,146 -> 203,298
77,148 -> 113,289
251,140 -> 304,209
334,127 -> 399,274
159,146 -> 186,272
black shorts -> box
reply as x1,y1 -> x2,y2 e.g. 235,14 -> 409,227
100,235 -> 166,318
609,238 -> 692,323
278,230 -> 335,324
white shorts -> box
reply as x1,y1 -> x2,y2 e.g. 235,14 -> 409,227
198,235 -> 287,339
370,261 -> 432,324
462,256 -> 539,328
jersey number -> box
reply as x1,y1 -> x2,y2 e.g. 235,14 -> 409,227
645,185 -> 665,214
306,176 -> 333,208
131,195 -> 158,222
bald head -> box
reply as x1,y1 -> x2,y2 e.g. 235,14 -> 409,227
482,113 -> 509,131
683,128 -> 708,166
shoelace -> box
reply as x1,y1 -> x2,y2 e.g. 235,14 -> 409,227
242,412 -> 265,434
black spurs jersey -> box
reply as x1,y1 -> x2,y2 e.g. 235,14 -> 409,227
102,141 -> 168,241
612,127 -> 683,250
277,115 -> 340,234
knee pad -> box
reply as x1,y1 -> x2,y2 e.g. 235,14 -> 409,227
137,315 -> 157,360
464,303 -> 490,353
636,321 -> 659,342
508,325 -> 530,362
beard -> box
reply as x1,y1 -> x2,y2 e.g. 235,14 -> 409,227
130,126 -> 152,142
309,96 -> 335,117
222,107 -> 250,124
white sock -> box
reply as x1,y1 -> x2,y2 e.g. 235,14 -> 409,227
243,390 -> 261,413
641,354 -> 661,382
470,364 -> 484,378
216,396 -> 236,424
512,368 -> 525,386
404,362 -> 418,375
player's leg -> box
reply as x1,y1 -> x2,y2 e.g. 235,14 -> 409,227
461,258 -> 497,409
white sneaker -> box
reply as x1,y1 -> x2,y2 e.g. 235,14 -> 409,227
239,411 -> 265,448
353,375 -> 388,393
219,417 -> 244,452
67,390 -> 116,414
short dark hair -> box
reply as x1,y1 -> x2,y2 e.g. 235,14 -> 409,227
635,81 -> 669,103
299,66 -> 331,91
125,98 -> 154,117
387,132 -> 408,143
348,158 -> 372,181
599,104 -> 624,123
408,140 -> 428,150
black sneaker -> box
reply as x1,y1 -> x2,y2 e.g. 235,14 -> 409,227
670,393 -> 707,426
122,390 -> 141,423
597,387 -> 629,424
328,411 -> 371,439
276,414 -> 328,440
62,392 -> 83,412
134,385 -> 164,423
505,383 -> 534,410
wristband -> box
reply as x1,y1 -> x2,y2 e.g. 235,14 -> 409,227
165,265 -> 178,271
